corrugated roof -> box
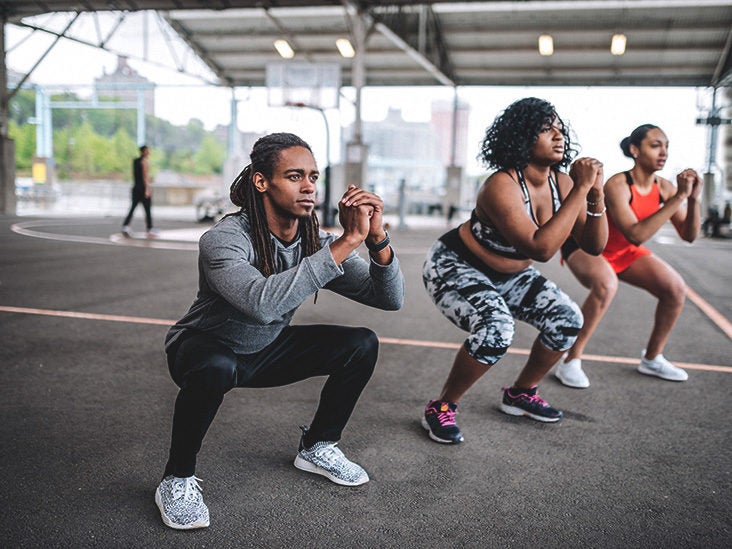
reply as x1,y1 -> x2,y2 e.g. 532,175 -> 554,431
4,1 -> 732,87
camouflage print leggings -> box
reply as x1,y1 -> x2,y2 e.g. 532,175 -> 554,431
423,238 -> 583,366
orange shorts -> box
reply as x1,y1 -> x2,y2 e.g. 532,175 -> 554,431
602,245 -> 651,274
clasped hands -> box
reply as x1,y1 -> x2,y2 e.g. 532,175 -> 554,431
569,157 -> 604,203
338,184 -> 387,246
675,168 -> 702,200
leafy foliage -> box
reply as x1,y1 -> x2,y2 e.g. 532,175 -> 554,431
9,88 -> 226,180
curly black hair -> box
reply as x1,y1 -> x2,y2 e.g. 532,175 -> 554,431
478,97 -> 577,171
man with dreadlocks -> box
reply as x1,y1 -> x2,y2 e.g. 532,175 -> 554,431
155,132 -> 403,530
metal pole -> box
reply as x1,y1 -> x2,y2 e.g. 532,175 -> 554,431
0,17 -> 7,139
44,91 -> 52,160
8,13 -> 80,102
1,16 -> 17,215
35,86 -> 44,157
228,87 -> 237,158
398,177 -> 408,230
704,88 -> 720,215
352,12 -> 365,144
450,87 -> 458,166
287,101 -> 333,227
319,107 -> 333,228
136,88 -> 146,146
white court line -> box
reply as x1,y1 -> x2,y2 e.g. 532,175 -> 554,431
1,305 -> 730,373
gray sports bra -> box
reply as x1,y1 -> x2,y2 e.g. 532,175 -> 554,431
470,168 -> 562,260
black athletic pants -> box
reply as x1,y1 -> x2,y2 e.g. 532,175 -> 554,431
163,324 -> 379,478
123,188 -> 152,230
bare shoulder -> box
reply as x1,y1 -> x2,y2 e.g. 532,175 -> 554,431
476,170 -> 522,215
478,171 -> 517,196
604,172 -> 632,205
655,175 -> 675,199
605,172 -> 630,192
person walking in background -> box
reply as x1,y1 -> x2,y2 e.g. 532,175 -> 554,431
122,145 -> 157,237
555,124 -> 701,387
155,133 -> 404,529
421,97 -> 607,444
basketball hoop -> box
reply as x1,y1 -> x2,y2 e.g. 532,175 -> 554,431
266,62 -> 341,110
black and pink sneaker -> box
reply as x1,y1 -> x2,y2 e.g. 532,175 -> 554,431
422,399 -> 464,444
500,386 -> 563,423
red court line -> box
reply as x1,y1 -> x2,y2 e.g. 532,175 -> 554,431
0,305 -> 173,326
10,221 -> 732,337
376,337 -> 732,373
1,305 -> 728,373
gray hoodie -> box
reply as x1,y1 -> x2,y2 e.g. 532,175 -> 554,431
165,212 -> 404,355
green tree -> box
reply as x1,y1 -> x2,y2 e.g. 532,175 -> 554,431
53,126 -> 73,179
87,98 -> 136,137
68,121 -> 109,174
8,119 -> 36,171
109,129 -> 140,175
8,88 -> 35,125
193,133 -> 225,174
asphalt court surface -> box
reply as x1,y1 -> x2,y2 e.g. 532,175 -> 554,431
1,213 -> 730,548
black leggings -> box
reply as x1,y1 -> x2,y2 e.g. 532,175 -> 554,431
123,189 -> 152,230
163,325 -> 379,478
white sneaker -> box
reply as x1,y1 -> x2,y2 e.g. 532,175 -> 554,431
155,475 -> 210,530
121,225 -> 131,237
147,228 -> 160,238
638,350 -> 688,382
555,357 -> 590,388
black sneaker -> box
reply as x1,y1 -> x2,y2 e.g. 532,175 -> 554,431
500,386 -> 563,423
421,399 -> 464,444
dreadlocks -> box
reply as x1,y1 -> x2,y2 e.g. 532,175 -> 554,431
228,133 -> 322,277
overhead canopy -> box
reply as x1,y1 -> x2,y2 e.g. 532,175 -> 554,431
3,1 -> 732,89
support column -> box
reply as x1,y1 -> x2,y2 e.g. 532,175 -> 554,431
725,87 -> 732,197
136,88 -> 146,146
444,87 -> 463,221
222,87 -> 242,194
1,18 -> 17,215
345,9 -> 368,190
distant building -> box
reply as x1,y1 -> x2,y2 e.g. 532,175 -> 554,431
94,56 -> 155,114
212,125 -> 264,159
431,99 -> 470,168
341,101 -> 470,213
343,107 -> 441,203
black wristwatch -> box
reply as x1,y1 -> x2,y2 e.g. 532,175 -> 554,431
365,231 -> 390,253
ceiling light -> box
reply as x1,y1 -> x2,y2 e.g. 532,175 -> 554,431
611,33 -> 627,56
274,39 -> 294,59
538,34 -> 554,56
336,38 -> 355,58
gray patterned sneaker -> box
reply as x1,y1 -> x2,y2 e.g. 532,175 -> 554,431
155,475 -> 210,530
294,431 -> 369,486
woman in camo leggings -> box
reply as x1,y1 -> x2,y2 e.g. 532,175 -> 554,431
421,97 -> 608,444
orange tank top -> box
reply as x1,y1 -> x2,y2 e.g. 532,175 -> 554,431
603,171 -> 663,258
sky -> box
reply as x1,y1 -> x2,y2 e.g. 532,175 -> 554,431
5,11 -> 722,182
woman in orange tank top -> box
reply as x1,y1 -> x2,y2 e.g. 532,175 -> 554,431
556,124 -> 702,387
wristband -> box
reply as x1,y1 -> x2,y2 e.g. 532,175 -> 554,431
586,207 -> 606,217
365,231 -> 390,253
